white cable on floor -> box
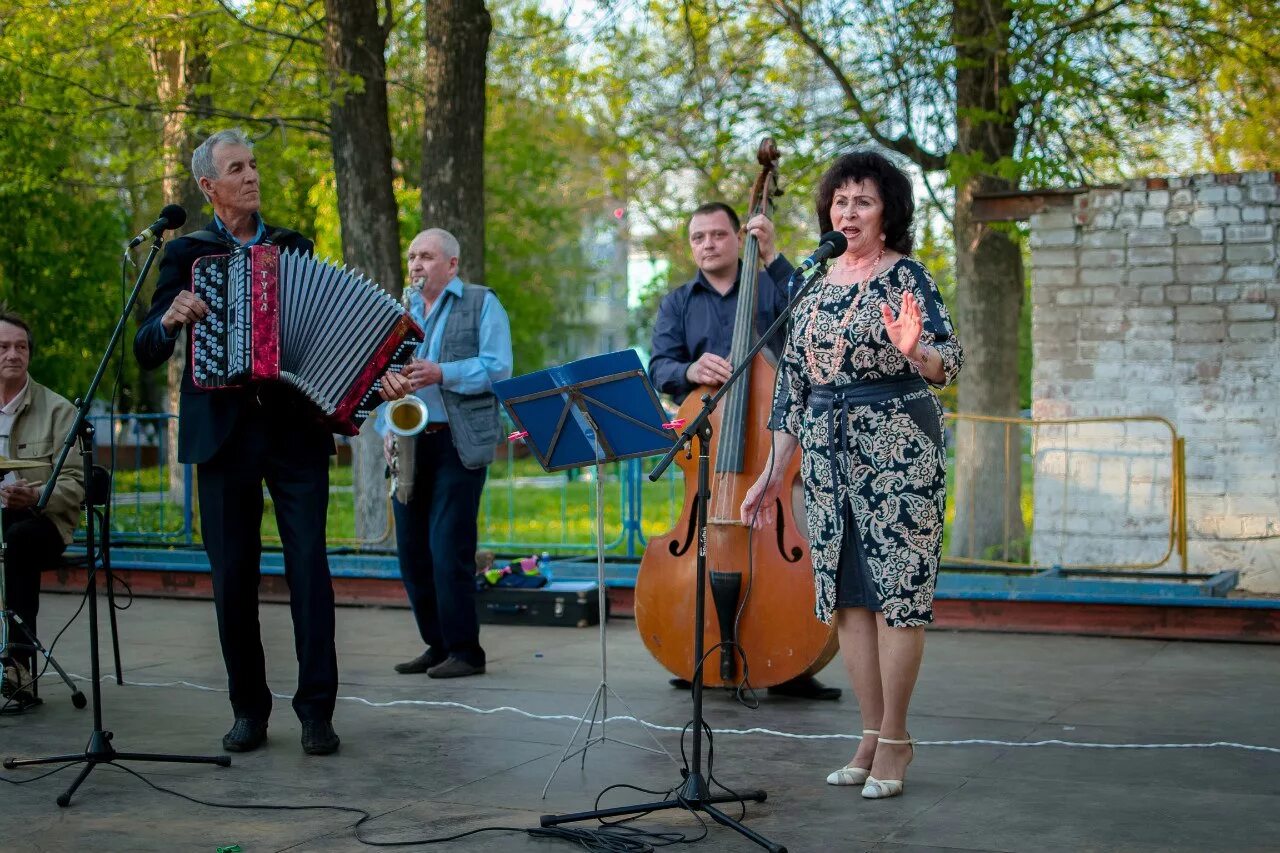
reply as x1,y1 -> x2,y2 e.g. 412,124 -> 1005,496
67,673 -> 1280,755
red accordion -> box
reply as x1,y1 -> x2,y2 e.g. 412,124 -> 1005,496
189,244 -> 423,435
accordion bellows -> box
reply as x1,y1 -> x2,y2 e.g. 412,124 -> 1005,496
190,244 -> 424,435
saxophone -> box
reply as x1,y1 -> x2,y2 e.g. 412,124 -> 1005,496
387,278 -> 426,500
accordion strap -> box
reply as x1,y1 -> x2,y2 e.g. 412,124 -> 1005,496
186,229 -> 229,246
184,225 -> 304,248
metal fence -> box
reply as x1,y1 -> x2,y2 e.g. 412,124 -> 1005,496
89,413 -> 194,545
90,413 -> 685,557
944,413 -> 1187,573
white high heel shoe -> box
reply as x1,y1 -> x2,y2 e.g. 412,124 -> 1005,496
861,735 -> 914,799
826,729 -> 878,785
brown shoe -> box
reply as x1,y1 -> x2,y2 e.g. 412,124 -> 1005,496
395,649 -> 445,674
427,657 -> 485,679
1,660 -> 41,714
2,659 -> 35,701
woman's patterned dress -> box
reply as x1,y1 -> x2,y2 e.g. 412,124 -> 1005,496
769,257 -> 963,627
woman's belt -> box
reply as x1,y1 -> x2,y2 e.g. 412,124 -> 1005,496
807,374 -> 928,498
808,374 -> 927,411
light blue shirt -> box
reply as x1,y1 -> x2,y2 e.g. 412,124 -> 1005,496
213,212 -> 266,246
375,276 -> 513,433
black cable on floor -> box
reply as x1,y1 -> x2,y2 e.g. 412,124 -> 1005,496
0,756 -> 714,853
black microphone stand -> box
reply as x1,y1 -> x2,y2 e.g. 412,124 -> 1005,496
3,234 -> 230,807
539,261 -> 830,853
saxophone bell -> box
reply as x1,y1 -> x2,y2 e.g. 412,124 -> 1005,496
387,395 -> 430,436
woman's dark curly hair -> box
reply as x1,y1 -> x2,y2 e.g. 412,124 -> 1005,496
815,151 -> 915,255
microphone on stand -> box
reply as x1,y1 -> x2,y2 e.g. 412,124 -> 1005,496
792,230 -> 849,277
126,204 -> 187,249
787,230 -> 850,300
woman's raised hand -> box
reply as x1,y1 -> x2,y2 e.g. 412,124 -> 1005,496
881,291 -> 923,359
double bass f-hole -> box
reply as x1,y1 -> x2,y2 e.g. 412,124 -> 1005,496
774,498 -> 803,563
668,496 -> 699,557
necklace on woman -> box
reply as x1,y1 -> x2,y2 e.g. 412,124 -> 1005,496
803,247 -> 885,384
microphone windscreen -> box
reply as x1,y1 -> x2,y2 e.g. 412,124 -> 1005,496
161,204 -> 188,230
820,230 -> 848,257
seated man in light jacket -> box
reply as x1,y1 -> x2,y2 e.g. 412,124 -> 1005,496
0,310 -> 84,711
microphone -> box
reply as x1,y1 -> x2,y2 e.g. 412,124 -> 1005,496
791,230 -> 849,277
127,204 -> 187,248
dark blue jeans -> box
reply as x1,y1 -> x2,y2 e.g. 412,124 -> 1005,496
392,429 -> 487,667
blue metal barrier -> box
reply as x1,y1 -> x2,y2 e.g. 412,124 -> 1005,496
85,413 -> 194,545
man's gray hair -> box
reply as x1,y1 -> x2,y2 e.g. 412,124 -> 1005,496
191,129 -> 253,197
419,228 -> 460,260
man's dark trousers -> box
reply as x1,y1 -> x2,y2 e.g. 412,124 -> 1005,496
196,400 -> 337,723
392,428 -> 487,667
2,509 -> 65,672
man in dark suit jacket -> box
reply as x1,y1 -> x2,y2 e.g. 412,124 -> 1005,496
133,129 -> 341,755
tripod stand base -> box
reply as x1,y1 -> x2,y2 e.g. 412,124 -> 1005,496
4,729 -> 231,807
542,679 -> 674,797
540,771 -> 784,852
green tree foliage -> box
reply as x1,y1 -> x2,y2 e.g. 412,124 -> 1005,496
0,5 -> 140,404
0,0 -> 617,406
1173,0 -> 1280,171
2,0 -> 1272,411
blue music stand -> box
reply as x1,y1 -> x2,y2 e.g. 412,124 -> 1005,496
497,349 -> 674,472
495,349 -> 677,795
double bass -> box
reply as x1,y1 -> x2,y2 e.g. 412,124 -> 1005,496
634,139 -> 838,689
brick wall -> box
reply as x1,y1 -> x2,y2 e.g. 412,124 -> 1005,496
1029,172 -> 1280,591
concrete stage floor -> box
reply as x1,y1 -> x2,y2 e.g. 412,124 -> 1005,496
3,593 -> 1279,852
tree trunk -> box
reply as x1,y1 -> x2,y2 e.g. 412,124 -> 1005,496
149,34 -> 211,500
324,0 -> 403,544
421,0 -> 491,283
948,0 -> 1026,560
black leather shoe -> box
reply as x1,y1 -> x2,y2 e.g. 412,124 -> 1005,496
767,675 -> 842,701
222,718 -> 268,752
301,720 -> 340,755
427,657 -> 485,679
395,649 -> 445,674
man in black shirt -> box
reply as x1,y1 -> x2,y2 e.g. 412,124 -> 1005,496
647,202 -> 841,702
649,203 -> 796,401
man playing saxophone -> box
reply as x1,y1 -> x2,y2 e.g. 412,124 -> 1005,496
377,229 -> 512,679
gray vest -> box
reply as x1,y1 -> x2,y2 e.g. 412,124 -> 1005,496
392,284 -> 501,503
438,283 -> 501,469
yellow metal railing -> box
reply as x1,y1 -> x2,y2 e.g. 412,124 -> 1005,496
945,412 -> 1188,573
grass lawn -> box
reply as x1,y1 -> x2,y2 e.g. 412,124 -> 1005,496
105,450 -> 1036,557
